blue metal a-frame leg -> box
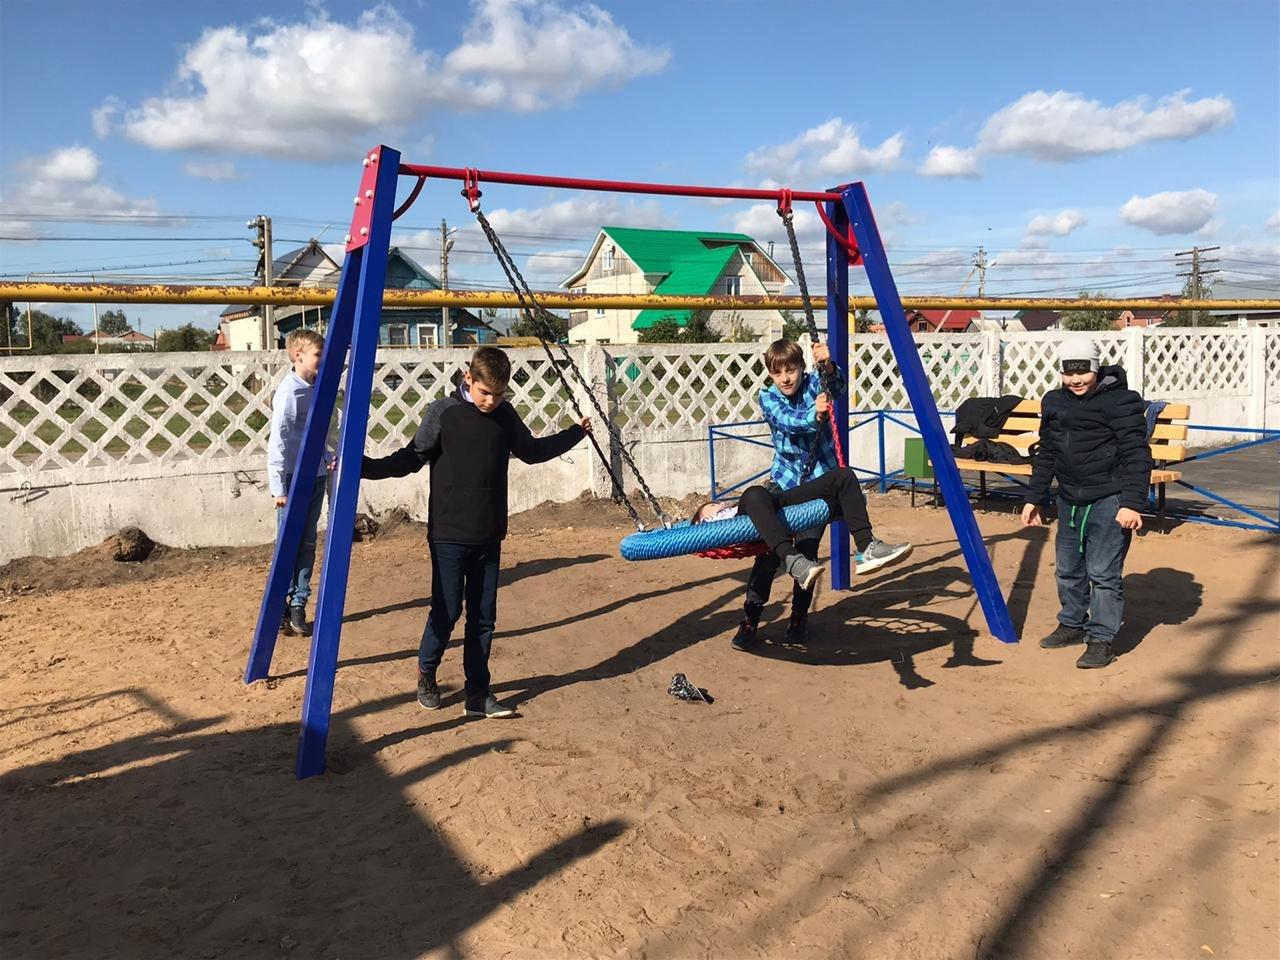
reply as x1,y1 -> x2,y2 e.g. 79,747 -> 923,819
243,145 -> 404,777
837,183 -> 1018,643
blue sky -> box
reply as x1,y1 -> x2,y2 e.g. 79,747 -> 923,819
2,0 -> 1278,335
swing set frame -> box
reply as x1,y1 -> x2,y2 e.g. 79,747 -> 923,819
243,146 -> 1018,779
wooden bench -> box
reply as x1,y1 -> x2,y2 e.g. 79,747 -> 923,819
951,399 -> 1190,523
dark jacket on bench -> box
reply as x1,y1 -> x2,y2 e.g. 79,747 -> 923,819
1026,365 -> 1153,511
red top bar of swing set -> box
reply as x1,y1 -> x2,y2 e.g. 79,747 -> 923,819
397,163 -> 849,204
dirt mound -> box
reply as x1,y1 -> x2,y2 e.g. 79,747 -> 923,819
100,526 -> 156,562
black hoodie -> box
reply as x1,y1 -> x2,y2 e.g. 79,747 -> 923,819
362,384 -> 585,544
1025,364 -> 1153,510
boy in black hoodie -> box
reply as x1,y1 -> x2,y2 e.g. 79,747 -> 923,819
1022,337 -> 1152,669
362,346 -> 589,717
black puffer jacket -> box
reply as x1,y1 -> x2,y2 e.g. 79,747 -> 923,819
1025,365 -> 1153,510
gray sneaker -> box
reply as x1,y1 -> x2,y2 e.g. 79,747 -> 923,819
855,539 -> 912,574
784,553 -> 825,591
464,694 -> 516,719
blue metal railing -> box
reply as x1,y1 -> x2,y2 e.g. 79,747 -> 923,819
708,409 -> 1280,534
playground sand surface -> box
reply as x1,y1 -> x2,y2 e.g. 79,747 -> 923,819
2,493 -> 1277,960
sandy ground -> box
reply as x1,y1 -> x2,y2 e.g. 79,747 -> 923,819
1,493 -> 1277,960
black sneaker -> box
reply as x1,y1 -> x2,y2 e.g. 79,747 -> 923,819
784,611 -> 808,645
280,605 -> 293,635
730,619 -> 758,652
1076,641 -> 1116,669
416,672 -> 441,710
1039,624 -> 1087,649
464,694 -> 516,718
288,606 -> 312,638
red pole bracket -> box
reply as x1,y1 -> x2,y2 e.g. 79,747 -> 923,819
345,146 -> 387,253
814,199 -> 863,267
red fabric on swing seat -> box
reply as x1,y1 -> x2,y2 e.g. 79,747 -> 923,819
695,541 -> 770,560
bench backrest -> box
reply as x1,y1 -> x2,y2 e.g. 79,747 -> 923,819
993,399 -> 1190,465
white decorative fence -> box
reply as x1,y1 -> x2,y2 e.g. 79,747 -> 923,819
2,329 -> 1278,560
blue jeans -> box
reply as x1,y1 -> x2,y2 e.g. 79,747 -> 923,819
1054,494 -> 1131,643
419,540 -> 502,698
276,474 -> 326,610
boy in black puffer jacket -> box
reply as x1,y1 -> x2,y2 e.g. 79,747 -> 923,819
1022,337 -> 1152,669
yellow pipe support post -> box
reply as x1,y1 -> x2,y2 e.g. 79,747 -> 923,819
0,282 -> 1276,313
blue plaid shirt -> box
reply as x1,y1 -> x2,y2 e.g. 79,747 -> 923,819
759,365 -> 846,489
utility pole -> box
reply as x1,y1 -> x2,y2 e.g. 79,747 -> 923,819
973,246 -> 989,298
248,215 -> 274,349
90,273 -> 100,354
1175,245 -> 1220,327
440,219 -> 456,347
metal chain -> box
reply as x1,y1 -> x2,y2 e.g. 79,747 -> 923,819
473,208 -> 672,528
781,210 -> 843,481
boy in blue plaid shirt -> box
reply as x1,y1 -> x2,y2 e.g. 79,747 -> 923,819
731,338 -> 911,651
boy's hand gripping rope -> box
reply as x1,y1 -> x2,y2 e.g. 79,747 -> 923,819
470,197 -> 671,530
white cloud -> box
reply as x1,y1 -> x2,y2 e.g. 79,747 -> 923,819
91,98 -> 121,138
105,3 -> 668,161
978,89 -> 1234,161
44,145 -> 101,182
1266,209 -> 1280,234
1025,209 -> 1086,238
918,145 -> 980,179
184,160 -> 239,181
526,248 -> 587,280
444,0 -> 670,110
745,118 -> 905,183
1119,189 -> 1218,235
0,145 -> 160,234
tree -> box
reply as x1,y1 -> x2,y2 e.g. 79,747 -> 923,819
682,311 -> 721,343
780,309 -> 806,341
509,309 -> 568,341
1060,291 -> 1120,332
854,307 -> 873,334
97,308 -> 131,336
21,309 -> 84,353
156,323 -> 216,352
636,317 -> 683,343
1161,276 -> 1225,327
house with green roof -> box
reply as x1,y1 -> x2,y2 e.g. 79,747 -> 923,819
561,227 -> 791,344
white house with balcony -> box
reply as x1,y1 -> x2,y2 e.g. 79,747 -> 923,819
561,227 -> 791,344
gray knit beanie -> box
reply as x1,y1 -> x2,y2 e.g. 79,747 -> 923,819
1059,336 -> 1100,374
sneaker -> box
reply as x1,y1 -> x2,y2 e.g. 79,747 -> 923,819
464,694 -> 516,718
730,619 -> 758,652
855,539 -> 913,574
288,606 -> 312,638
280,605 -> 292,635
416,672 -> 441,710
1039,624 -> 1087,649
1076,640 -> 1116,669
784,553 -> 825,591
784,611 -> 808,645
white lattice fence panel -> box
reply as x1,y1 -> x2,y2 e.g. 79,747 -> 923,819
0,353 -> 286,475
1000,332 -> 1128,399
850,334 -> 989,410
606,345 -> 766,428
1267,332 -> 1280,404
1144,330 -> 1250,398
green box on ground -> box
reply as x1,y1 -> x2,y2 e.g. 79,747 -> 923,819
903,437 -> 933,480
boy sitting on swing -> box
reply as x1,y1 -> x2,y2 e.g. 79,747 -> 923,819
693,466 -> 912,605
721,338 -> 911,651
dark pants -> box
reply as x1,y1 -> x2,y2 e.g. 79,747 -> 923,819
740,468 -> 873,620
1054,494 -> 1130,643
276,473 -> 327,610
419,540 -> 501,698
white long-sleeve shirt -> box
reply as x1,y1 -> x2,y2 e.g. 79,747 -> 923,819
267,370 -> 328,498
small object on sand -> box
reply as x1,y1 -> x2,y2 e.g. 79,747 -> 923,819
352,513 -> 381,541
668,673 -> 711,704
104,526 -> 155,562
